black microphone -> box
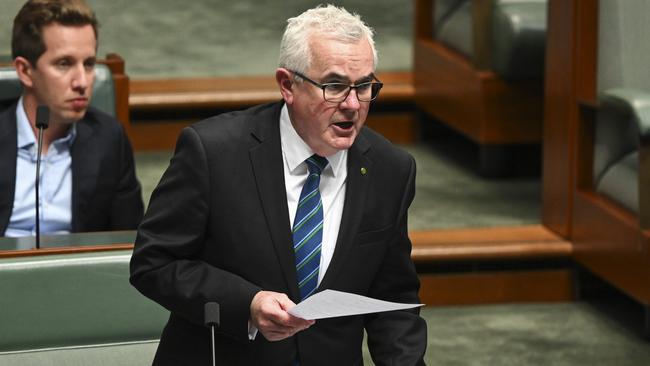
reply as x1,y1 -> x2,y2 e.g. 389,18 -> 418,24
204,302 -> 220,366
35,105 -> 49,250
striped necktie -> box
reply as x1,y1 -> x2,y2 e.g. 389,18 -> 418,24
293,154 -> 328,300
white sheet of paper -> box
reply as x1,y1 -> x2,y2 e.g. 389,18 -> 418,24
288,289 -> 424,320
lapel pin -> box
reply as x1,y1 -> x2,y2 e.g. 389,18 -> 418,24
360,167 -> 367,175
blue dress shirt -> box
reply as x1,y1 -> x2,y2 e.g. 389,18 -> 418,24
5,98 -> 76,237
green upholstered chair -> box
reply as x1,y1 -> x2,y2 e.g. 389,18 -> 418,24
0,250 -> 168,365
414,0 -> 547,176
593,89 -> 650,226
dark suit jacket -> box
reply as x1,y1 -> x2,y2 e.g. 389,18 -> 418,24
0,104 -> 144,235
130,102 -> 427,365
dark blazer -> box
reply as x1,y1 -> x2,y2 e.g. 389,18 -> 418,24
0,104 -> 144,235
130,102 -> 427,365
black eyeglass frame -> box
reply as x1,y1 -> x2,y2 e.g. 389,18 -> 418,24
291,70 -> 384,103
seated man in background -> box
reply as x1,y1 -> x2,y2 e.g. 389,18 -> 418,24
0,0 -> 143,237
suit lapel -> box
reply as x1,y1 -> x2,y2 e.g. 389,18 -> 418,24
70,118 -> 100,231
248,104 -> 300,300
319,133 -> 372,290
0,107 -> 18,234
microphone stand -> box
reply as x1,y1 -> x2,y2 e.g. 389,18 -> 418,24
34,105 -> 49,250
35,127 -> 44,249
204,302 -> 220,366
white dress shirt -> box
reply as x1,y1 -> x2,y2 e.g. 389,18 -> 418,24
5,97 -> 75,239
279,104 -> 348,286
248,105 -> 349,340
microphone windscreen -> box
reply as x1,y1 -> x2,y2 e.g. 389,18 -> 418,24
36,105 -> 49,129
204,302 -> 220,327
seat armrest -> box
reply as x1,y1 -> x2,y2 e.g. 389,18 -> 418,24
594,88 -> 650,183
600,88 -> 650,141
597,88 -> 650,229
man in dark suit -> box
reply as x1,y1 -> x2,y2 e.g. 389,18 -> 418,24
130,5 -> 427,365
0,0 -> 143,237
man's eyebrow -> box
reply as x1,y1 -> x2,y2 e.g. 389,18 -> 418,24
321,72 -> 375,83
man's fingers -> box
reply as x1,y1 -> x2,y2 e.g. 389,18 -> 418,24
250,291 -> 315,341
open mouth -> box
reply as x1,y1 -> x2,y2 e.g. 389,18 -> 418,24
333,121 -> 354,130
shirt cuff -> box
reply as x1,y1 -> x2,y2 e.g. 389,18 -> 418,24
248,321 -> 258,340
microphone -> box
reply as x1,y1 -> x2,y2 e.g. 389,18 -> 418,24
204,302 -> 220,366
35,105 -> 49,250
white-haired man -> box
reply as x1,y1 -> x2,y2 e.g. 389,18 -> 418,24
130,5 -> 427,365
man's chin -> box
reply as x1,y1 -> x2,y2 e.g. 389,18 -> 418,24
60,110 -> 87,124
329,136 -> 357,151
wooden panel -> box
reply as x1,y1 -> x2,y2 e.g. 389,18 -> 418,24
129,121 -> 191,151
0,244 -> 133,258
573,191 -> 650,305
365,112 -> 417,145
129,71 -> 413,111
128,72 -> 415,150
411,225 -> 572,262
415,39 -> 485,140
419,270 -> 574,305
414,0 -> 433,39
414,40 -> 542,144
541,0 -> 580,237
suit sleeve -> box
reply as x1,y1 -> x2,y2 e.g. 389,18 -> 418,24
109,124 -> 144,230
365,156 -> 427,365
129,126 -> 261,341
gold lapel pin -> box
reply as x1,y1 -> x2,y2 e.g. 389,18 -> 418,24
360,167 -> 367,175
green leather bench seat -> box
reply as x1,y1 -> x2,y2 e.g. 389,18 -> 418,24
0,250 -> 168,365
594,88 -> 650,215
491,0 -> 547,80
434,0 -> 547,80
0,64 -> 117,116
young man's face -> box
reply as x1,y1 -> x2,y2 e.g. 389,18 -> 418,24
23,23 -> 97,125
285,36 -> 375,157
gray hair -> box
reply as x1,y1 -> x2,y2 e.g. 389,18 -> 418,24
278,4 -> 378,74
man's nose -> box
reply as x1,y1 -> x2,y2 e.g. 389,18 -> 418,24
71,65 -> 90,92
339,88 -> 361,110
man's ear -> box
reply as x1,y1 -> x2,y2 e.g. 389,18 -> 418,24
14,56 -> 35,89
276,68 -> 294,105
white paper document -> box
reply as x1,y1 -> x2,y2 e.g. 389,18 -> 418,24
288,289 -> 424,320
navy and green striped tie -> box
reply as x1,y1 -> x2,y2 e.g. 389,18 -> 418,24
293,155 -> 328,300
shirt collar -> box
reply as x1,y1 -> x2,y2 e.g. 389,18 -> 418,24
279,104 -> 347,178
15,96 -> 77,150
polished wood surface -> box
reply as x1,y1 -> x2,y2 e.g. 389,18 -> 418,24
573,192 -> 650,304
130,71 -> 413,111
2,226 -> 570,263
542,0 -> 579,237
0,231 -> 136,258
0,243 -> 133,258
411,225 -> 572,262
0,226 -> 575,305
419,270 -> 573,305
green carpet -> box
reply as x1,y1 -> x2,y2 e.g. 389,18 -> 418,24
414,302 -> 650,365
0,0 -> 412,78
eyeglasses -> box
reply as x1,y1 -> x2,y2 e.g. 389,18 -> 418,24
291,70 -> 383,103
